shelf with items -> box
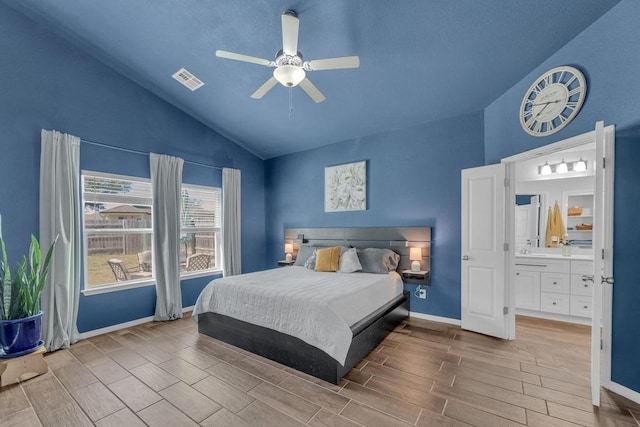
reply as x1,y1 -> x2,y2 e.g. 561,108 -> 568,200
563,191 -> 594,247
401,270 -> 430,286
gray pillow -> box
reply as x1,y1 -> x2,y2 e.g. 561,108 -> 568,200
304,249 -> 317,269
294,244 -> 315,266
339,247 -> 362,273
357,248 -> 400,274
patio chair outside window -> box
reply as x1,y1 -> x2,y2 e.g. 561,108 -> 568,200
186,253 -> 210,271
108,259 -> 130,282
137,250 -> 152,272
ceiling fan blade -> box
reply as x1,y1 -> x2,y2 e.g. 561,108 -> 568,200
307,56 -> 360,71
216,50 -> 272,67
281,11 -> 299,56
299,78 -> 326,103
251,77 -> 278,99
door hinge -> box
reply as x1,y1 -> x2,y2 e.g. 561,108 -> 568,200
600,338 -> 604,350
602,249 -> 605,260
503,306 -> 508,315
603,158 -> 606,169
504,242 -> 509,251
504,178 -> 510,187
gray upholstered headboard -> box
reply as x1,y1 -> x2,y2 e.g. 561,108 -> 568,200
284,226 -> 431,275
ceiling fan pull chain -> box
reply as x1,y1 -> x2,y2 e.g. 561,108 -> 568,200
289,87 -> 294,119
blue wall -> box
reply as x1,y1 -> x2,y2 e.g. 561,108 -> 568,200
485,0 -> 640,394
0,3 -> 267,332
265,112 -> 485,319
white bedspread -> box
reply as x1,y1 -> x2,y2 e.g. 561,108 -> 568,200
192,267 -> 403,365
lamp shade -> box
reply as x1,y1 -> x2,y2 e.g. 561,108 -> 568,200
575,158 -> 587,172
556,159 -> 568,174
409,247 -> 422,272
540,161 -> 552,175
273,65 -> 306,87
284,243 -> 293,254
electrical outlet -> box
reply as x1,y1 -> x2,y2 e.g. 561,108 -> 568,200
418,288 -> 426,299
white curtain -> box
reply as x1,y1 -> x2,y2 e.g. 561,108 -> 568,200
40,129 -> 81,351
222,168 -> 241,276
150,153 -> 184,321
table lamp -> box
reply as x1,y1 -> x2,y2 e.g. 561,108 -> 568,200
410,247 -> 422,272
284,243 -> 293,262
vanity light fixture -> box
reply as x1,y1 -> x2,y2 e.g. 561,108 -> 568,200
538,158 -> 589,175
284,243 -> 293,262
409,247 -> 422,272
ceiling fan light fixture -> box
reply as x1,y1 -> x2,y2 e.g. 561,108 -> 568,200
273,65 -> 305,87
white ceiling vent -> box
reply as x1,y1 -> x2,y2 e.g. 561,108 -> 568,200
172,68 -> 204,91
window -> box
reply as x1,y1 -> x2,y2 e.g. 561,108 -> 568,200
82,172 -> 153,289
180,184 -> 221,274
81,172 -> 222,292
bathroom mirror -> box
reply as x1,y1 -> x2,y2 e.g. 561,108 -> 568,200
515,194 -> 542,248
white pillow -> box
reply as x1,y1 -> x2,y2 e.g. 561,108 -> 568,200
339,247 -> 362,273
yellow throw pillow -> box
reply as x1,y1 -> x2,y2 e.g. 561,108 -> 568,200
314,246 -> 341,272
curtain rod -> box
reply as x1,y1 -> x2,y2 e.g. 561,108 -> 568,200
80,138 -> 223,170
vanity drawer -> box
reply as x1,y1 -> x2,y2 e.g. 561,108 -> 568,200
571,260 -> 594,276
571,274 -> 594,296
541,292 -> 571,315
570,295 -> 593,317
540,272 -> 570,294
515,258 -> 570,274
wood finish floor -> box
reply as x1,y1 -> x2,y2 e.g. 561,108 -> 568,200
1,314 -> 639,426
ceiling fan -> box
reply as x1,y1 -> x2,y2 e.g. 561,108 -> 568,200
216,10 -> 360,103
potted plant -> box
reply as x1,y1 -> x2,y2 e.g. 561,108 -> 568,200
0,230 -> 57,358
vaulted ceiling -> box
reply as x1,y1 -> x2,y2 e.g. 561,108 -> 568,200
7,0 -> 621,159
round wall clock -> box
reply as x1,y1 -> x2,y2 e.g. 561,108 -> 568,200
519,66 -> 586,137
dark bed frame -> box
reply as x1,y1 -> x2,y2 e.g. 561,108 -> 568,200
197,226 -> 431,384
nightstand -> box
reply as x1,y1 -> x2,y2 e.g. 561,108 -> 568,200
401,270 -> 430,285
277,260 -> 295,267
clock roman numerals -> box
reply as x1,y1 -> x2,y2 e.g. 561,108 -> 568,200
519,66 -> 586,137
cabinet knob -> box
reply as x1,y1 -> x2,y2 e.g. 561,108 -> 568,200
584,284 -> 588,288
552,302 -> 557,305
553,281 -> 557,285
584,305 -> 588,309
516,272 -> 519,276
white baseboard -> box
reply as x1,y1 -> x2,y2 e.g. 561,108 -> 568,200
409,311 -> 461,326
78,305 -> 194,340
606,381 -> 640,405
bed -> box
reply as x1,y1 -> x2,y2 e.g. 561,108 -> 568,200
194,226 -> 431,384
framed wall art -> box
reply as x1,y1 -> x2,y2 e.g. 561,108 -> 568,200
324,160 -> 367,212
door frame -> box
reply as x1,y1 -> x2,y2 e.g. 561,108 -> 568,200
500,123 -> 614,392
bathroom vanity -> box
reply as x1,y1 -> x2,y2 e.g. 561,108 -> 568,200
515,253 -> 594,324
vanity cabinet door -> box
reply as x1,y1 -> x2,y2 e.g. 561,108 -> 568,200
515,270 -> 541,310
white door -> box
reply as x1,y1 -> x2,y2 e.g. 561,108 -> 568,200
514,196 -> 539,249
515,205 -> 531,248
461,164 -> 508,338
591,122 -> 615,406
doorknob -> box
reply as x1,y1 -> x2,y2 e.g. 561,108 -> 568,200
462,255 -> 469,261
601,276 -> 614,285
